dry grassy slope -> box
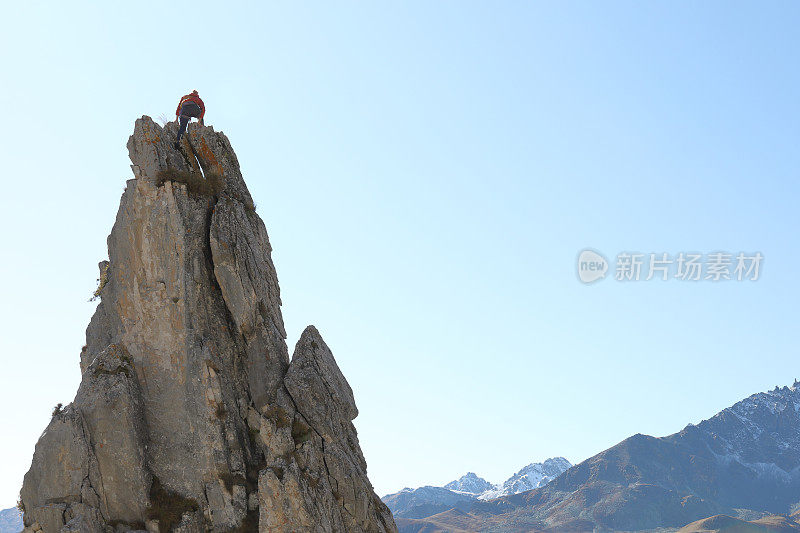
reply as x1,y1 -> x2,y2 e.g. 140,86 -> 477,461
396,509 -> 507,533
677,513 -> 800,533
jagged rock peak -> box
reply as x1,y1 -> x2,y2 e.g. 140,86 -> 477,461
444,473 -> 493,495
20,116 -> 396,533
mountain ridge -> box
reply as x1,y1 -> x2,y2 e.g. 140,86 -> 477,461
396,382 -> 800,532
382,457 -> 571,520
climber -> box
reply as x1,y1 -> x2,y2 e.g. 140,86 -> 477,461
174,90 -> 205,149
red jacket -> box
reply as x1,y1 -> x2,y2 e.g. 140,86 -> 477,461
176,93 -> 205,118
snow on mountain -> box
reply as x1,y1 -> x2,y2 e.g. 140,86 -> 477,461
381,486 -> 477,520
443,472 -> 494,495
382,457 -> 572,519
685,380 -> 800,481
0,508 -> 22,533
478,457 -> 572,500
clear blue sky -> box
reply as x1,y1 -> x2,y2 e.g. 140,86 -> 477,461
1,1 -> 799,506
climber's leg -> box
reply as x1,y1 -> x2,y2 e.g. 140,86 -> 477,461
176,115 -> 191,147
175,102 -> 202,148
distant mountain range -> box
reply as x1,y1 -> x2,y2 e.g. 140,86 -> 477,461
0,508 -> 22,533
382,457 -> 571,519
392,382 -> 800,532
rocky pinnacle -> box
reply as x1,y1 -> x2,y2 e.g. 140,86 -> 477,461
19,117 -> 397,533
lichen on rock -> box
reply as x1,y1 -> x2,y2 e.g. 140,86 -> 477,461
20,117 -> 396,533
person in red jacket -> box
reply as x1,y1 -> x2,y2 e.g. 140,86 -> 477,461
174,90 -> 205,149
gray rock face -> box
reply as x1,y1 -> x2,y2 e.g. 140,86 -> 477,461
20,117 -> 396,533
